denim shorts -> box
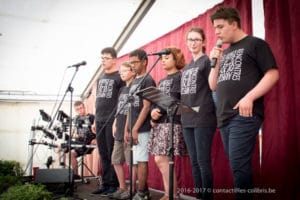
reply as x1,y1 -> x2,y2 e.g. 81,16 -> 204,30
132,131 -> 150,164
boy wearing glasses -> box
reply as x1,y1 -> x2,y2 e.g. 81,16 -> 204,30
125,49 -> 156,200
92,47 -> 125,195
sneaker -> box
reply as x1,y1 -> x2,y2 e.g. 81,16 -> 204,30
132,190 -> 151,200
73,174 -> 81,180
90,186 -> 109,195
108,188 -> 125,199
101,186 -> 117,196
119,190 -> 130,199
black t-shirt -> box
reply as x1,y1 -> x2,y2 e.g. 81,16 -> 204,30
129,75 -> 156,133
181,54 -> 217,128
216,36 -> 277,128
95,71 -> 125,123
74,113 -> 95,144
154,71 -> 181,124
115,86 -> 131,141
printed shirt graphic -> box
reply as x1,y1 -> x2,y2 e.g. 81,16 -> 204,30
97,79 -> 114,98
158,79 -> 173,96
95,71 -> 125,123
181,67 -> 199,95
155,72 -> 181,124
130,83 -> 142,108
117,93 -> 129,115
115,86 -> 130,141
218,48 -> 244,83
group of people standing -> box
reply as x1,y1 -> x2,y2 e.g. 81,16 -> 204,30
84,6 -> 278,200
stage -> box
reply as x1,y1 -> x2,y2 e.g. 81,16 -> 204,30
50,178 -> 195,200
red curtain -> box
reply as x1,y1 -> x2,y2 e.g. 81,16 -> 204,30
117,0 -> 253,199
261,0 -> 300,199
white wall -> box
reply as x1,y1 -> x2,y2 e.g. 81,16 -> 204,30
0,101 -> 71,174
252,0 -> 265,39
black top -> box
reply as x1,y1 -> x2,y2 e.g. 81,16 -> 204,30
129,75 -> 156,133
153,71 -> 182,124
115,86 -> 131,141
74,113 -> 95,144
181,54 -> 217,128
95,71 -> 125,123
216,36 -> 277,128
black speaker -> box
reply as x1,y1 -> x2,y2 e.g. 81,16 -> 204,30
34,168 -> 74,195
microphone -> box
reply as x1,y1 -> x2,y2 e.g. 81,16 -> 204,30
67,61 -> 86,68
39,109 -> 52,122
210,38 -> 223,68
147,49 -> 171,56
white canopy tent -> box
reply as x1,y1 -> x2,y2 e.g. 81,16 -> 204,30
0,0 -> 225,101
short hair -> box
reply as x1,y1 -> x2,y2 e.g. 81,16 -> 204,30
129,49 -> 148,63
101,47 -> 117,58
74,100 -> 84,107
120,61 -> 132,70
186,27 -> 206,53
163,46 -> 186,70
210,7 -> 241,28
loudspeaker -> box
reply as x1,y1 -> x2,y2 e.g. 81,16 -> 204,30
35,168 -> 74,195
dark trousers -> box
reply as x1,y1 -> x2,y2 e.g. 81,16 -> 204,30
220,114 -> 262,200
96,121 -> 118,188
183,127 -> 216,200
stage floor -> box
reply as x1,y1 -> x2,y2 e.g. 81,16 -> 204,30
51,178 -> 164,200
51,178 -> 196,200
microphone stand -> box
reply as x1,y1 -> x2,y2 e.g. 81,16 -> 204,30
167,105 -> 179,200
26,120 -> 36,177
49,65 -> 81,196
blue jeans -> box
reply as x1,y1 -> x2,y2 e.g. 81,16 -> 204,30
183,127 -> 216,200
220,114 -> 262,200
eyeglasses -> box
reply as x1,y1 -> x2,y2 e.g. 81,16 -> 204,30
101,57 -> 113,61
129,60 -> 141,65
187,38 -> 203,43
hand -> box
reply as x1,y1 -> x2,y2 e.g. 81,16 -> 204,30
124,131 -> 129,144
150,120 -> 158,127
209,46 -> 222,64
151,108 -> 162,120
132,129 -> 139,145
91,124 -> 96,133
112,125 -> 116,138
124,130 -> 138,145
233,96 -> 254,117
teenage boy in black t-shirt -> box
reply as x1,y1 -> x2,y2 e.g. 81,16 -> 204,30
125,49 -> 156,200
209,7 -> 279,200
92,47 -> 125,195
109,61 -> 137,199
